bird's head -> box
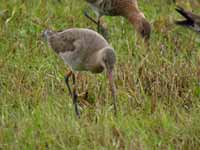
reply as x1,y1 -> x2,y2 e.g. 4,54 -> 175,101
101,47 -> 116,75
139,18 -> 151,40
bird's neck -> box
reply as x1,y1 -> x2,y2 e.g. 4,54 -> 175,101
94,50 -> 105,67
127,12 -> 145,28
86,50 -> 105,73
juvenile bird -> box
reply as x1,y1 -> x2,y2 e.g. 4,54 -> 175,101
175,6 -> 200,33
42,28 -> 117,117
85,0 -> 151,40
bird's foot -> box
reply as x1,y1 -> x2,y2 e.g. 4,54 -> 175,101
78,91 -> 93,108
78,90 -> 96,109
78,90 -> 89,100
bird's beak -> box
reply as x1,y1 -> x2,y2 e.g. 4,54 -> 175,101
107,69 -> 117,115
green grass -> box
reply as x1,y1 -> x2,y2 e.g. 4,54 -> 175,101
0,0 -> 200,149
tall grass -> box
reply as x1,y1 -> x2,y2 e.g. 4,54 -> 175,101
0,0 -> 200,149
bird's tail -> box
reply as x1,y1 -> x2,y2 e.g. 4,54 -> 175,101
175,6 -> 191,20
41,29 -> 55,40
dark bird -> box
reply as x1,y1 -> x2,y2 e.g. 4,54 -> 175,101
42,28 -> 117,117
85,0 -> 151,41
175,6 -> 200,32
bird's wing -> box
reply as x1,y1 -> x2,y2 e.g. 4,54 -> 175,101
61,38 -> 77,52
61,37 -> 87,61
58,29 -> 89,53
48,34 -> 77,53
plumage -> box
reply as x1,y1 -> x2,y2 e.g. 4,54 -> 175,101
85,0 -> 151,40
175,6 -> 200,32
42,28 -> 117,117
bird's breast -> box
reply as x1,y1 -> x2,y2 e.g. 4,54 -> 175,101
90,64 -> 104,73
59,52 -> 83,70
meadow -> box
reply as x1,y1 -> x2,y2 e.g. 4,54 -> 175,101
0,0 -> 200,149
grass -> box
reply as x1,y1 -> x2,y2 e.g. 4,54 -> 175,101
0,0 -> 200,149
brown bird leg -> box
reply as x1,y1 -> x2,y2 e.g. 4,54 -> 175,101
64,70 -> 73,97
72,73 -> 81,117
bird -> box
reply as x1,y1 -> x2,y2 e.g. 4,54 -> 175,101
84,0 -> 151,41
175,6 -> 200,33
42,28 -> 117,117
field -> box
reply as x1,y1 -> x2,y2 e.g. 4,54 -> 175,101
0,0 -> 200,149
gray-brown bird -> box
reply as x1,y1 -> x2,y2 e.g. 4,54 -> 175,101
84,0 -> 151,40
42,28 -> 117,117
175,6 -> 200,33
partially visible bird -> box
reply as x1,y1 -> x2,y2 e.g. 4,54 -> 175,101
175,6 -> 200,33
84,0 -> 151,41
42,28 -> 117,117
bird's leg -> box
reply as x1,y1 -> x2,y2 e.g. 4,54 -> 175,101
84,10 -> 99,25
97,17 -> 101,33
83,10 -> 109,40
98,17 -> 109,40
107,70 -> 117,115
72,73 -> 81,118
83,10 -> 102,30
64,71 -> 73,97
